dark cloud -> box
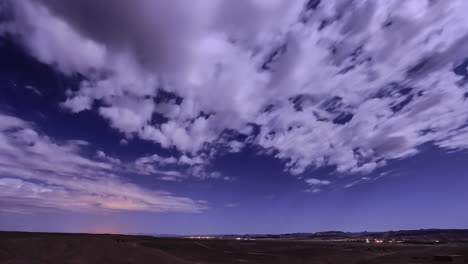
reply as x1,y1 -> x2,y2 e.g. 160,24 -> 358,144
32,0 -> 195,73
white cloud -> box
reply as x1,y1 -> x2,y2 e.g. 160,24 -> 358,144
0,112 -> 206,213
2,0 -> 468,182
436,126 -> 468,150
24,85 -> 42,96
62,95 -> 93,113
304,188 -> 322,193
304,178 -> 331,193
133,152 -> 224,181
305,178 -> 331,186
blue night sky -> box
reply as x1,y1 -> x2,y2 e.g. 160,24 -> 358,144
1,0 -> 468,235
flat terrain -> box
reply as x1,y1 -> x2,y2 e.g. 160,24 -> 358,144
0,231 -> 467,264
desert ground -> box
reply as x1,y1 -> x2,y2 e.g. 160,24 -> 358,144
0,231 -> 467,264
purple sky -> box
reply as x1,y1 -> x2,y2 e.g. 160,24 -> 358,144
1,0 -> 468,234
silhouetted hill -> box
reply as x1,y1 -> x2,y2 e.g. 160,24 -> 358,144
221,229 -> 468,242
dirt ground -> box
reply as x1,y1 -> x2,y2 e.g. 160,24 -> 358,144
1,232 -> 467,264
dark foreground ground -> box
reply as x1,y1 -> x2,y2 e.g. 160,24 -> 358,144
0,232 -> 467,264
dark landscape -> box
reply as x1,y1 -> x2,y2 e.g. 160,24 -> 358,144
1,230 -> 467,264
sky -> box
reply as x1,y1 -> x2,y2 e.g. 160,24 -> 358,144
0,0 -> 468,235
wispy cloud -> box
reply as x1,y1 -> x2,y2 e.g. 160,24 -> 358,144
305,178 -> 332,186
24,85 -> 42,96
0,113 -> 206,213
344,177 -> 372,189
133,153 -> 224,181
304,178 -> 331,193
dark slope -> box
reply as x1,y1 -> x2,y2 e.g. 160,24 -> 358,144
1,231 -> 467,264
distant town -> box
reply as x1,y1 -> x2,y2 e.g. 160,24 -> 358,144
183,229 -> 468,244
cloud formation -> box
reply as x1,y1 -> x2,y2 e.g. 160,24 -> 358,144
0,113 -> 206,213
2,0 -> 468,179
133,153 -> 223,181
305,179 -> 331,186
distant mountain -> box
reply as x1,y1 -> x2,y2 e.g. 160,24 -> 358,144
364,229 -> 468,241
219,229 -> 468,242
